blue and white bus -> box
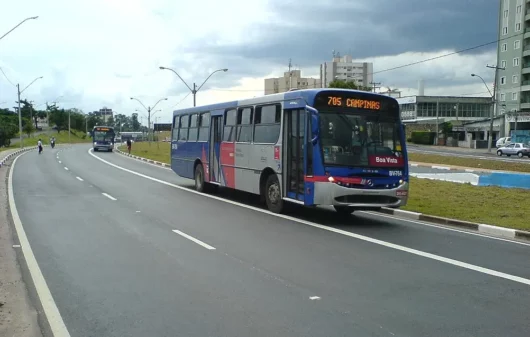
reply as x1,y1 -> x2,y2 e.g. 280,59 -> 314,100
91,126 -> 115,152
171,89 -> 409,214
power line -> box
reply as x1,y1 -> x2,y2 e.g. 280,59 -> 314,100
170,92 -> 191,108
0,67 -> 15,86
370,31 -> 522,76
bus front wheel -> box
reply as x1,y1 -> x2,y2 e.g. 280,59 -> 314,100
265,174 -> 284,213
194,164 -> 206,192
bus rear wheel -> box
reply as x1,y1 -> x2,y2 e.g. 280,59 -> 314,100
334,206 -> 355,215
194,164 -> 206,192
264,174 -> 284,213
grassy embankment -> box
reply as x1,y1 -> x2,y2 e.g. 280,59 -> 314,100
1,131 -> 90,152
408,152 -> 530,173
118,142 -> 529,231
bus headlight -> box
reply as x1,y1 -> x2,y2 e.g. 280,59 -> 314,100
328,176 -> 335,182
94,142 -> 97,145
399,179 -> 404,184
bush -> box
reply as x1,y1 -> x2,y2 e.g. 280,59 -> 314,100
411,131 -> 436,145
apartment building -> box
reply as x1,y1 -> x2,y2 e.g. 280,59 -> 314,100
319,54 -> 373,88
264,70 -> 320,95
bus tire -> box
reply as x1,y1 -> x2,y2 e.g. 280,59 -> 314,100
194,164 -> 206,192
264,174 -> 284,213
334,206 -> 355,215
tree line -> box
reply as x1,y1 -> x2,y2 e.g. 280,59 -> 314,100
0,101 -> 146,147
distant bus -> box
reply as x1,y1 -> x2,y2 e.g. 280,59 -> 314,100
91,126 -> 115,152
171,88 -> 409,214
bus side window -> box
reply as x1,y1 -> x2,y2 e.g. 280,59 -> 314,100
188,114 -> 199,142
237,107 -> 253,143
254,104 -> 281,144
198,112 -> 210,142
179,114 -> 189,141
223,109 -> 237,142
173,115 -> 180,141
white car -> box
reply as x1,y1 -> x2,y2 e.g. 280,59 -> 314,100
496,142 -> 530,158
496,137 -> 511,148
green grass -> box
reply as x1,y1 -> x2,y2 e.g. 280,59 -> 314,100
1,130 -> 90,152
116,143 -> 529,231
403,177 -> 529,231
118,141 -> 170,164
409,152 -> 530,173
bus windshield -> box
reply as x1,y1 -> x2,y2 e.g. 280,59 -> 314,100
319,112 -> 403,167
94,130 -> 114,142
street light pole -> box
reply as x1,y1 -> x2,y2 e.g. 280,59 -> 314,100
17,76 -> 43,148
486,64 -> 505,152
471,70 -> 502,153
0,16 -> 39,41
159,66 -> 228,107
130,97 -> 167,144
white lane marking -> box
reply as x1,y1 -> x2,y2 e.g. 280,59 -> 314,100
88,149 -> 530,286
309,296 -> 321,300
64,167 -> 68,171
136,211 -> 141,213
102,193 -> 117,201
12,244 -> 21,248
172,229 -> 216,250
361,211 -> 530,247
76,177 -> 84,181
58,161 -> 62,164
8,152 -> 72,337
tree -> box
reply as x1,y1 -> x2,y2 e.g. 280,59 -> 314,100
131,113 -> 140,131
49,108 -> 68,133
328,79 -> 372,91
23,121 -> 35,137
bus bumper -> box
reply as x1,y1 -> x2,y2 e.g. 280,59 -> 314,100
312,181 -> 409,209
93,145 -> 113,151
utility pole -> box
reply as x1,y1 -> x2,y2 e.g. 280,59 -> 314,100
486,64 -> 505,153
370,81 -> 381,93
17,84 -> 22,148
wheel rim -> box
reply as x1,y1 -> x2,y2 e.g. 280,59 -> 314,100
268,182 -> 280,205
497,151 -> 501,156
519,153 -> 523,157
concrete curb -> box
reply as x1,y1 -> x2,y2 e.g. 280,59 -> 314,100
378,207 -> 530,242
113,146 -> 170,168
0,147 -> 36,168
111,146 -> 530,243
409,162 -> 501,174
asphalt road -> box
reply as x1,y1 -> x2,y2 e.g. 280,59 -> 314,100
11,144 -> 530,337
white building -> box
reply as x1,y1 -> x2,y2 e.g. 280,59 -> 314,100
320,54 -> 373,88
264,70 -> 321,95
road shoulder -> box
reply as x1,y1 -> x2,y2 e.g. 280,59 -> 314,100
0,154 -> 44,337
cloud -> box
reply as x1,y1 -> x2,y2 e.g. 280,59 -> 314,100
1,0 -> 500,124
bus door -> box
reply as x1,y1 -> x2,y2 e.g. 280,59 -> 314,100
285,109 -> 306,201
209,115 -> 223,183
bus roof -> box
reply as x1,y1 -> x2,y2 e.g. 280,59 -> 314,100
172,88 -> 397,117
93,125 -> 114,129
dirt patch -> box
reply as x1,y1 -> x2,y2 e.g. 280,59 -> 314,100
0,160 -> 43,337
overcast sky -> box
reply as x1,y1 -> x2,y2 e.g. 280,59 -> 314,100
0,0 -> 498,123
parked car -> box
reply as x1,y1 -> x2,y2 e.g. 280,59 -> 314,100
496,142 -> 530,158
496,137 -> 511,148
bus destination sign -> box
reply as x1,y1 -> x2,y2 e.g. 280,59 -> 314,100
327,96 -> 381,110
95,127 -> 110,131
